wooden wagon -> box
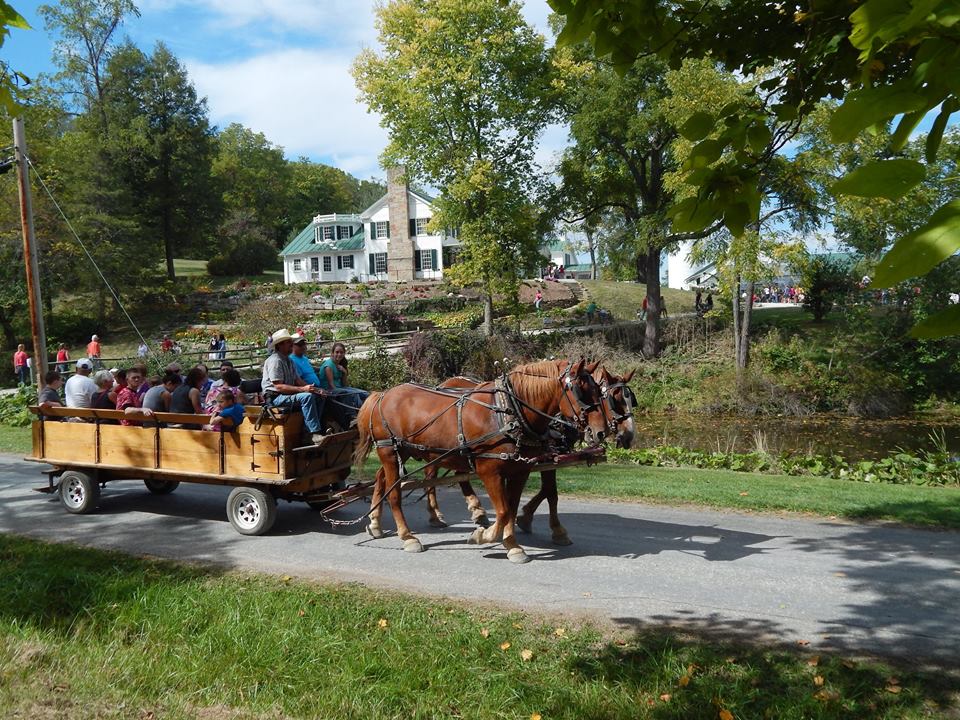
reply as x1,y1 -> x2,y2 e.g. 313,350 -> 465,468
25,406 -> 358,536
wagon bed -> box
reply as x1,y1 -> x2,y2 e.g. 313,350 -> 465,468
26,406 -> 358,535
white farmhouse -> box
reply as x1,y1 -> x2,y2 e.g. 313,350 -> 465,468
281,168 -> 460,284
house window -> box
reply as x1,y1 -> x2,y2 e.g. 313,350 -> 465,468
322,226 -> 335,241
323,256 -> 332,272
310,257 -> 319,272
370,252 -> 388,275
293,258 -> 302,271
415,217 -> 431,236
337,255 -> 354,270
443,247 -> 460,267
416,249 -> 437,272
337,225 -> 353,240
374,221 -> 389,239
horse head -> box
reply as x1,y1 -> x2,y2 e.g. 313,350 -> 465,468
596,367 -> 636,449
557,358 -> 608,447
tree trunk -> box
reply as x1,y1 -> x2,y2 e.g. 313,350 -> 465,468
732,274 -> 741,368
587,229 -> 598,280
482,292 -> 494,337
163,210 -> 176,281
642,246 -> 662,358
0,310 -> 18,350
738,280 -> 755,371
97,286 -> 106,329
634,252 -> 647,284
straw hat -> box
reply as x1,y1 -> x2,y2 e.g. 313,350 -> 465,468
271,328 -> 293,344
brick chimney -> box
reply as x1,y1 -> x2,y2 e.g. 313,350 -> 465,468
386,166 -> 415,281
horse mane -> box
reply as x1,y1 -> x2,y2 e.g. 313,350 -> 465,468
507,360 -> 564,405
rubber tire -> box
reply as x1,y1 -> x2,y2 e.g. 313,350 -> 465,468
226,486 -> 277,536
59,470 -> 100,514
144,478 -> 180,495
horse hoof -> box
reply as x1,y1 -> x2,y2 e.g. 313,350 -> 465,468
516,515 -> 533,534
367,524 -> 384,540
468,527 -> 485,545
429,516 -> 449,528
507,548 -> 531,564
403,538 -> 424,553
551,534 -> 573,547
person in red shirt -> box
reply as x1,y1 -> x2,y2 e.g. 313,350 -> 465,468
55,343 -> 70,373
13,344 -> 29,385
160,335 -> 174,353
86,334 -> 102,368
115,368 -> 154,426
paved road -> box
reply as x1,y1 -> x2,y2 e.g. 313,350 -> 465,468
2,456 -> 958,665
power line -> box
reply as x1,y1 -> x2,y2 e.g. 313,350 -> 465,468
26,155 -> 163,371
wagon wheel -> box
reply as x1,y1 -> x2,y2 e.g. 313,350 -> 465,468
226,486 -> 277,536
144,478 -> 180,495
59,470 -> 100,515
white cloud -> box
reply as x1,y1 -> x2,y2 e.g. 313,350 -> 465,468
186,49 -> 389,178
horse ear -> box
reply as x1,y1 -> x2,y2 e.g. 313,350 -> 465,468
570,358 -> 585,375
623,368 -> 636,382
585,360 -> 599,373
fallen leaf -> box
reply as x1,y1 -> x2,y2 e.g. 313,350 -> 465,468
480,628 -> 490,638
659,693 -> 671,702
582,592 -> 592,597
807,656 -> 820,667
842,660 -> 856,669
796,639 -> 810,646
513,622 -> 523,629
834,572 -> 847,577
887,677 -> 900,686
679,675 -> 690,687
687,663 -> 699,676
738,491 -> 749,496
813,690 -> 840,702
521,649 -> 534,661
724,657 -> 737,664
719,710 -> 734,720
813,675 -> 824,686
554,627 -> 567,638
530,714 -> 542,720
500,642 -> 511,651
281,575 -> 292,583
885,685 -> 902,694
377,618 -> 388,629
297,609 -> 305,617
614,639 -> 627,646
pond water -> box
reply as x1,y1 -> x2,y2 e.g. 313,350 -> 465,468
631,414 -> 960,460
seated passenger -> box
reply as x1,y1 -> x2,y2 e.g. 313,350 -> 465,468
169,367 -> 206,429
38,370 -> 64,413
65,359 -> 97,409
290,334 -> 321,385
207,390 -> 245,431
142,371 -> 181,415
203,368 -> 242,413
261,328 -> 328,444
91,370 -> 118,413
115,367 -> 154,426
318,342 -> 369,428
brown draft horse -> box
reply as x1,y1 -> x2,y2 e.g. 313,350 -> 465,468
353,359 -> 609,564
368,366 -> 636,545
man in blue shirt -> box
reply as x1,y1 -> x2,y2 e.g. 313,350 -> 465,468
290,334 -> 321,386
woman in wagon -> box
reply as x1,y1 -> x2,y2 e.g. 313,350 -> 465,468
169,366 -> 206,421
318,342 -> 369,427
203,368 -> 243,414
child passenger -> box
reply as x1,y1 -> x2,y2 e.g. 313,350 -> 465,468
207,390 -> 245,431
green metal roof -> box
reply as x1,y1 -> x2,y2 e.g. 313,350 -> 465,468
564,264 -> 594,272
280,225 -> 364,256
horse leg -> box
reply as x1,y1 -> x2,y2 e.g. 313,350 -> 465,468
541,470 -> 572,546
425,479 -> 448,528
470,464 -> 530,564
517,475 -> 547,534
367,466 -> 386,539
501,474 -> 531,564
377,448 -> 423,553
459,478 -> 490,528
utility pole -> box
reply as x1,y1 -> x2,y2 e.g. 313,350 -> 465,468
13,117 -> 48,389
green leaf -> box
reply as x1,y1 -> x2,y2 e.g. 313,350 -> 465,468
911,305 -> 960,339
925,100 -> 957,163
669,196 -> 719,233
890,110 -> 926,151
831,159 -> 926,200
686,138 -> 723,169
723,202 -> 750,238
873,199 -> 960,286
746,123 -> 771,154
679,111 -> 715,142
0,2 -> 30,30
772,103 -> 798,122
830,83 -> 927,143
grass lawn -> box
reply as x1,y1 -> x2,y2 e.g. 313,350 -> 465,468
0,425 -> 32,456
1,534 -> 954,720
170,257 -> 283,288
580,280 -> 696,320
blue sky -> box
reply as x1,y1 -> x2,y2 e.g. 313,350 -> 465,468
5,0 -> 562,181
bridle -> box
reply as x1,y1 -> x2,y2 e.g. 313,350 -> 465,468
599,375 -> 636,435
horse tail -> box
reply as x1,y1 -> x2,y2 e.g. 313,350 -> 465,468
352,391 -> 381,475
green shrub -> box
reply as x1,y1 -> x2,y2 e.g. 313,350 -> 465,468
367,304 -> 404,333
0,385 -> 37,427
349,340 -> 408,391
207,238 -> 278,276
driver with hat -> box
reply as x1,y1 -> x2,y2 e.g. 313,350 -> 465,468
261,328 -> 329,443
